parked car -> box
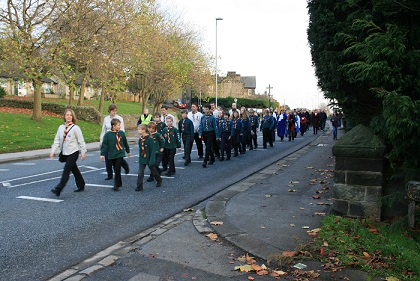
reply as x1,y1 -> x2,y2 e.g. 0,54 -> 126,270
173,99 -> 187,109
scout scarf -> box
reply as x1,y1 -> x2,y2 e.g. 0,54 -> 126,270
115,132 -> 123,150
63,123 -> 75,142
141,135 -> 147,157
167,127 -> 172,143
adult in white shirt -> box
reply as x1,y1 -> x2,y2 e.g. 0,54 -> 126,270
228,102 -> 237,117
161,105 -> 177,129
187,103 -> 204,158
50,109 -> 86,196
100,104 -> 129,180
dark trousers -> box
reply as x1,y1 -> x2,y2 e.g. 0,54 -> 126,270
251,126 -> 258,148
55,151 -> 85,191
138,163 -> 161,190
105,150 -> 129,178
149,154 -> 162,178
232,131 -> 241,155
262,128 -> 272,148
163,148 -> 176,173
182,134 -> 193,163
241,130 -> 249,153
220,132 -> 231,158
111,157 -> 123,187
203,131 -> 216,163
193,132 -> 203,158
313,126 -> 319,135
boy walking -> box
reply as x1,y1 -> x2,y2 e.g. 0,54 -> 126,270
163,116 -> 181,176
199,104 -> 219,168
146,121 -> 165,182
178,109 -> 194,166
100,118 -> 131,191
136,124 -> 162,191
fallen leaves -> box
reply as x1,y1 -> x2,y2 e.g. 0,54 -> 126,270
183,208 -> 193,212
210,221 -> 223,226
206,233 -> 218,240
235,253 -> 287,278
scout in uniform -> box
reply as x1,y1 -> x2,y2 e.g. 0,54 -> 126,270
260,109 -> 274,148
100,118 -> 131,191
198,104 -> 219,167
163,116 -> 181,176
240,110 -> 251,154
248,109 -> 259,149
231,110 -> 243,157
178,109 -> 194,166
218,112 -> 232,161
146,121 -> 165,182
136,124 -> 162,191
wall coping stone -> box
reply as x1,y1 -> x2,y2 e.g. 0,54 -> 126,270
332,124 -> 385,159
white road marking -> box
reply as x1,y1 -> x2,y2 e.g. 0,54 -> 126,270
3,182 -> 11,187
0,169 -> 10,171
83,166 -> 100,170
85,184 -> 114,188
0,169 -> 63,184
17,196 -> 63,203
12,163 -> 36,166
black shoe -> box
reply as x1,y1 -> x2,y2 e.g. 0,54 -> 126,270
135,187 -> 143,192
146,177 -> 154,182
125,166 -> 130,174
234,154 -> 238,157
51,188 -> 61,197
74,187 -> 84,192
249,147 -> 253,150
219,157 -> 225,161
263,146 -> 267,149
156,182 -> 162,187
184,161 -> 189,166
270,144 -> 273,147
202,162 -> 207,168
165,172 -> 172,176
105,177 -> 113,180
113,186 -> 119,191
182,156 -> 185,159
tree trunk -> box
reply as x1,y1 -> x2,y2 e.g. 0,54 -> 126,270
98,85 -> 105,114
77,77 -> 86,106
31,79 -> 43,121
68,84 -> 75,106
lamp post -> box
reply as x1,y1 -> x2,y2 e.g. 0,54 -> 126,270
215,17 -> 223,108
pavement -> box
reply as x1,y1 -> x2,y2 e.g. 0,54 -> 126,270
1,127 -> 383,280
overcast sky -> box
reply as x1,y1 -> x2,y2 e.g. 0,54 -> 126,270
159,0 -> 327,110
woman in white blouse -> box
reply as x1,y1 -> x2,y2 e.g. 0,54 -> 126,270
50,109 -> 86,197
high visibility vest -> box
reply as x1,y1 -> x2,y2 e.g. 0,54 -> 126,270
140,114 -> 152,125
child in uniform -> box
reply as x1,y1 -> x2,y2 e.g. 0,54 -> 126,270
136,124 -> 162,191
178,109 -> 194,166
249,109 -> 259,149
218,112 -> 232,161
231,110 -> 243,157
100,118 -> 131,191
163,116 -> 181,176
146,121 -> 165,182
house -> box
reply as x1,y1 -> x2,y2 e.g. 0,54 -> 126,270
211,71 -> 257,99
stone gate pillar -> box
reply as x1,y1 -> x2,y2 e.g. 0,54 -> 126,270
332,124 -> 386,220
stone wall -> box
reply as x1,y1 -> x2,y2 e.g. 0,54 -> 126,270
332,124 -> 386,220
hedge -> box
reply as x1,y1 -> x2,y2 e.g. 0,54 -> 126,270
0,98 -> 102,124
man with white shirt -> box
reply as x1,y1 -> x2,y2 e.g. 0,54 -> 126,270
187,103 -> 204,158
161,105 -> 177,128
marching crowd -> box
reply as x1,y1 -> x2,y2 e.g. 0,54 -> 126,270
49,102 -> 337,196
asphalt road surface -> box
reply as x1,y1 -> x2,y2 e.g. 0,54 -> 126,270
0,132 -> 319,281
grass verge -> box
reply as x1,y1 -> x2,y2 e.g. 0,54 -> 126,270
306,215 -> 419,280
0,113 -> 101,154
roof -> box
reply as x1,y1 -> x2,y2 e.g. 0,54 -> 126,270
240,76 -> 256,89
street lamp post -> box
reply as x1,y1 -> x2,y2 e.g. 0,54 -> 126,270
215,17 -> 223,108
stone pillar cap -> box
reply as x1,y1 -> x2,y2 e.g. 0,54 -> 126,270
332,124 -> 385,159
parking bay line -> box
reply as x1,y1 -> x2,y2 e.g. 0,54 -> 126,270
16,196 -> 63,203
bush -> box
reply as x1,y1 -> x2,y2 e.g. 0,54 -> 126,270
0,87 -> 6,99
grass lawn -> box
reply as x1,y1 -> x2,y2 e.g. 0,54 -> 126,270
0,112 -> 101,154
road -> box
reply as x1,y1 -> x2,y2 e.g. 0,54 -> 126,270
0,131 -> 319,281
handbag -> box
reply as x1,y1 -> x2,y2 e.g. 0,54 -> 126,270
58,125 -> 75,162
58,151 -> 67,162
